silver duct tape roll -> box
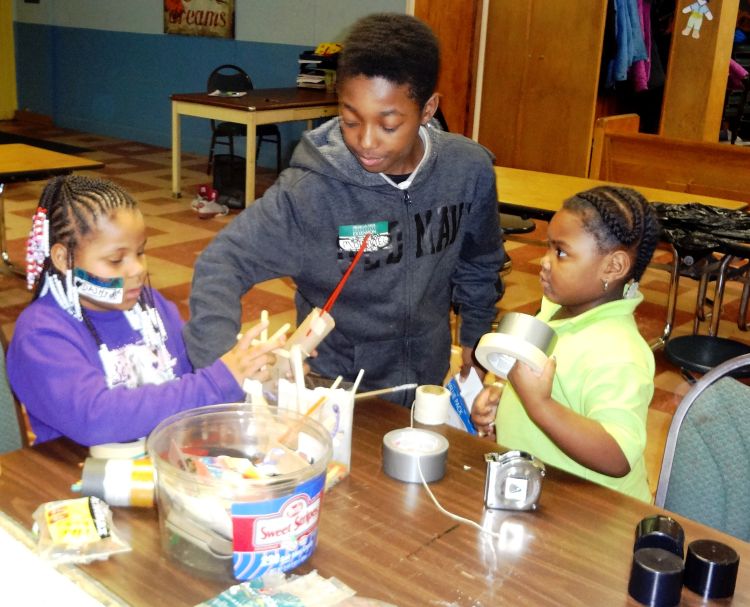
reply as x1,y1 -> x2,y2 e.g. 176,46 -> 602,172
80,457 -> 108,501
382,428 -> 449,483
475,312 -> 557,379
80,457 -> 155,507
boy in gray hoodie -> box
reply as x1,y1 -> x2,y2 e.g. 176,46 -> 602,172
184,12 -> 505,404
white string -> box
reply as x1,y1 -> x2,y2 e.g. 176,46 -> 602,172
410,399 -> 501,539
415,455 -> 502,539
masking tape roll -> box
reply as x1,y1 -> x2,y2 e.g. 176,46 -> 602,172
413,384 -> 450,425
81,457 -> 154,507
89,438 -> 147,460
382,427 -> 449,483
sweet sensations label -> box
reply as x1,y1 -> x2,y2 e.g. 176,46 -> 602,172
230,474 -> 325,580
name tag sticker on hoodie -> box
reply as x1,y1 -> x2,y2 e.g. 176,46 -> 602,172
339,222 -> 389,252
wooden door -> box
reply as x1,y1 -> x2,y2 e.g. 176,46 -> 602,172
414,0 -> 483,136
477,1 -> 608,177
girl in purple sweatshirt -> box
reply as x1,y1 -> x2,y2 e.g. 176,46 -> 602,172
8,175 -> 282,446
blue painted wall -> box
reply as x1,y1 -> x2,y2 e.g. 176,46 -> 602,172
14,22 -> 310,164
13,0 -> 405,167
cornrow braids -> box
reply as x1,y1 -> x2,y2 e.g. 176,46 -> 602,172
32,175 -> 138,300
563,186 -> 661,282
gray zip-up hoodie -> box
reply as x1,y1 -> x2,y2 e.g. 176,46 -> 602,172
184,117 -> 504,402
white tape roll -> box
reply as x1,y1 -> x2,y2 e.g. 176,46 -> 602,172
382,427 -> 449,483
413,384 -> 450,425
475,313 -> 557,379
89,438 -> 147,460
475,332 -> 549,378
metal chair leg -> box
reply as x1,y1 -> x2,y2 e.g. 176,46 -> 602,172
207,133 -> 217,175
651,244 -> 682,351
708,254 -> 734,337
739,268 -> 750,331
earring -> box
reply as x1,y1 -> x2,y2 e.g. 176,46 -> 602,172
602,278 -> 609,292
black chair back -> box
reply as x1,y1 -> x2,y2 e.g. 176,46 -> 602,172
207,64 -> 253,94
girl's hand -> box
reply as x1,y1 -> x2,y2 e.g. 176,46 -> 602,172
507,356 -> 556,419
471,383 -> 502,439
221,321 -> 287,386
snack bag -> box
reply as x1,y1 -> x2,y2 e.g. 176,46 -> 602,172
32,496 -> 131,564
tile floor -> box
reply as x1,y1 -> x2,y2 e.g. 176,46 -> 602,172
2,119 -> 748,498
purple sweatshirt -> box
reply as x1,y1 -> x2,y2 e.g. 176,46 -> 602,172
7,289 -> 244,445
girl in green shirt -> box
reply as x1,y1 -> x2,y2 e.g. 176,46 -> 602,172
472,186 -> 661,501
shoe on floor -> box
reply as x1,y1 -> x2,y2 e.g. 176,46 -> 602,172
193,198 -> 229,219
191,184 -> 228,218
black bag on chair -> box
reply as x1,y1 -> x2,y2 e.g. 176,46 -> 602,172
212,154 -> 245,210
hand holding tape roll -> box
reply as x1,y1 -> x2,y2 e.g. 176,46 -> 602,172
475,312 -> 557,379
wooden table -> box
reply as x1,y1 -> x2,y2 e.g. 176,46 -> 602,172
171,88 -> 338,206
495,166 -> 750,349
0,143 -> 104,274
0,400 -> 747,606
495,166 -> 748,221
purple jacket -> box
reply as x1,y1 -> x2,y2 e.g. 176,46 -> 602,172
7,289 -> 244,445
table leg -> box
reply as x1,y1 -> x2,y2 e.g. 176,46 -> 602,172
244,115 -> 257,207
0,183 -> 25,277
171,101 -> 182,199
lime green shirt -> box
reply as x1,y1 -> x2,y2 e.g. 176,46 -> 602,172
496,293 -> 654,502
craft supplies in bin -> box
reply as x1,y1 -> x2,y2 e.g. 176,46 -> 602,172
273,378 -> 355,489
147,403 -> 332,581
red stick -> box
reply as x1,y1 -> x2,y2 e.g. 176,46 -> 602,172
323,232 -> 371,314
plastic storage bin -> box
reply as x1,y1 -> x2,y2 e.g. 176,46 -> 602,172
147,403 -> 332,580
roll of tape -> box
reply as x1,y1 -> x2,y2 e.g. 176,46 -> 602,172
413,385 -> 450,425
382,427 -> 449,483
81,457 -> 155,507
475,312 -> 557,379
89,438 -> 147,460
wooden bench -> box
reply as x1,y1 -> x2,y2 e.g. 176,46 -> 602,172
589,114 -> 750,204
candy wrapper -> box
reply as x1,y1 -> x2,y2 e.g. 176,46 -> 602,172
32,496 -> 131,564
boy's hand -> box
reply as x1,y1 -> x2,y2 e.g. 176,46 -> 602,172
471,383 -> 502,439
460,345 -> 486,381
221,321 -> 287,386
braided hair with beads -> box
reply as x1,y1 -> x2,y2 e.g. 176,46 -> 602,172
27,175 -> 138,299
24,176 -> 168,374
563,186 -> 661,285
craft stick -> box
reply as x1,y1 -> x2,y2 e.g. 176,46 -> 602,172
260,310 -> 269,342
354,383 -> 419,400
249,322 -> 291,346
290,344 -> 305,412
304,394 -> 328,418
351,368 -> 365,395
278,393 -> 328,445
